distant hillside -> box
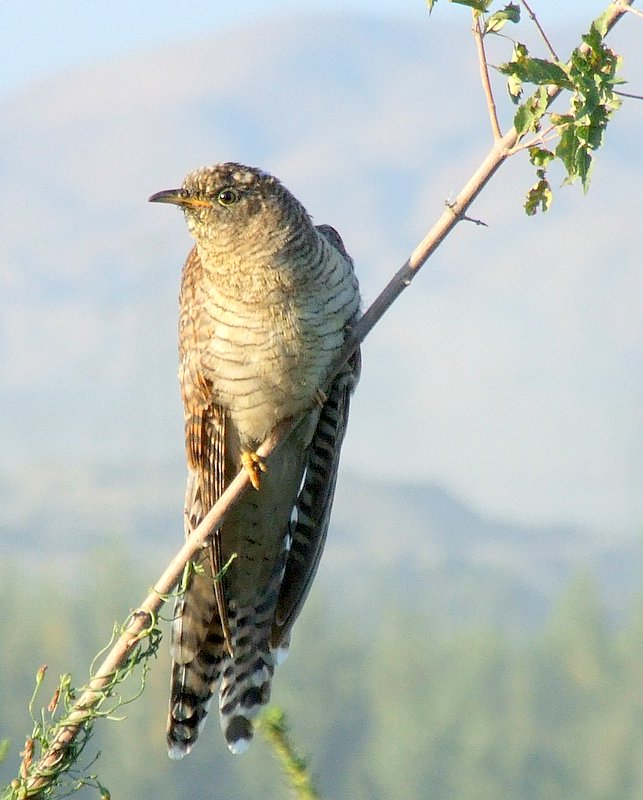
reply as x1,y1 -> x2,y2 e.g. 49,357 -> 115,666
2,455 -> 639,628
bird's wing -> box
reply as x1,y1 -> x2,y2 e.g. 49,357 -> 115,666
167,250 -> 234,758
175,246 -> 232,659
272,347 -> 361,645
315,223 -> 351,259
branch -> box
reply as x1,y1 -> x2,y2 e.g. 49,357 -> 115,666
10,1 -> 635,796
614,89 -> 643,99
521,0 -> 560,60
20,419 -> 294,797
473,12 -> 503,140
619,2 -> 643,19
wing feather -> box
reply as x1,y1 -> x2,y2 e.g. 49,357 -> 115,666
176,246 -> 232,672
272,348 -> 361,645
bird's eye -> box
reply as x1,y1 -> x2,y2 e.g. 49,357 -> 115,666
217,188 -> 238,207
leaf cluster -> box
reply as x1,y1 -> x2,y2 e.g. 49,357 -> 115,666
427,0 -> 520,18
427,1 -> 628,214
500,22 -> 623,212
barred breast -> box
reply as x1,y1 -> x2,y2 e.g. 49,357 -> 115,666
185,230 -> 359,446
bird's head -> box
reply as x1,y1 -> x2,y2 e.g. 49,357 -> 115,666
149,162 -> 310,253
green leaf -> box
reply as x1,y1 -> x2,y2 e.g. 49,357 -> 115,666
581,21 -> 603,53
513,86 -> 549,135
529,147 -> 554,168
486,3 -> 520,33
575,147 -> 594,193
451,0 -> 491,11
426,0 -> 438,12
501,42 -> 526,103
555,124 -> 578,177
506,72 -> 522,103
554,123 -> 594,193
499,56 -> 572,89
514,105 -> 533,136
525,173 -> 553,215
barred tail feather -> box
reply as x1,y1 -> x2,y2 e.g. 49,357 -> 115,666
166,549 -> 225,759
218,536 -> 290,754
166,623 -> 225,758
218,616 -> 275,755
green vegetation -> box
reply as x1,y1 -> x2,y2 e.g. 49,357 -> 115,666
2,553 -> 643,800
259,709 -> 322,800
427,1 -> 627,214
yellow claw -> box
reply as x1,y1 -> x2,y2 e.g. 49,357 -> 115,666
241,451 -> 267,490
313,388 -> 328,407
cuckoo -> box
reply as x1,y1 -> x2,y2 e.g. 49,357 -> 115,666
149,163 -> 361,756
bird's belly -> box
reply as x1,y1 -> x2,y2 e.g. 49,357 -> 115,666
220,410 -> 318,599
204,319 -> 342,446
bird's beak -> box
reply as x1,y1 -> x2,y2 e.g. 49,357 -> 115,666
148,189 -> 212,208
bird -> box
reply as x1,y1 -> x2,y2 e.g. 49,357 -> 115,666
149,162 -> 361,757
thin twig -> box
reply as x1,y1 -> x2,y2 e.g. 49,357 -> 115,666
510,123 -> 559,153
521,0 -> 559,60
259,709 -> 322,800
472,13 -> 503,140
15,0 -> 635,796
620,2 -> 643,19
614,89 -> 643,99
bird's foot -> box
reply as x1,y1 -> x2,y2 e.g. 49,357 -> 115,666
313,388 -> 328,407
241,451 -> 267,490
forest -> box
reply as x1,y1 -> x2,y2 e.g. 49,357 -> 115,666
3,548 -> 643,800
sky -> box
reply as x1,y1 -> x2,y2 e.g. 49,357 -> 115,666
0,0 -> 624,98
0,0 -> 640,534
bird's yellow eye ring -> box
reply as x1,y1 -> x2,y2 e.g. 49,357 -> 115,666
217,188 -> 238,207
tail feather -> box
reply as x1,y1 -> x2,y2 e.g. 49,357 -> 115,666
218,536 -> 290,754
167,531 -> 290,757
166,549 -> 225,759
170,560 -> 220,664
167,623 -> 226,758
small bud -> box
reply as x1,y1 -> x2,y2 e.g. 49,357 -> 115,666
48,688 -> 61,714
19,737 -> 34,778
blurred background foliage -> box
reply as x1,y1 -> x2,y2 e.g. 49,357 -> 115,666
3,545 -> 643,800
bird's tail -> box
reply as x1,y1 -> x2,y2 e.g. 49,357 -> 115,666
166,549 -> 224,760
217,535 -> 291,754
167,464 -> 292,757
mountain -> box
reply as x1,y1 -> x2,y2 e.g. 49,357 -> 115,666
2,454 -> 639,628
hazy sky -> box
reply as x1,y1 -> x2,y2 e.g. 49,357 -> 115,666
0,0 -> 623,97
1,0 -> 640,533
